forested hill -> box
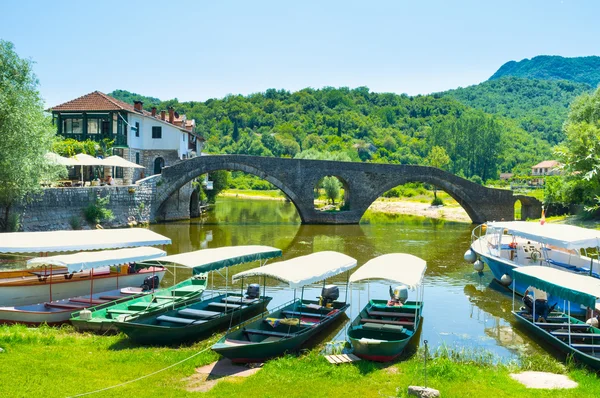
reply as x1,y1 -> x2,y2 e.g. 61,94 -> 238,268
110,87 -> 551,180
489,55 -> 600,87
442,77 -> 591,145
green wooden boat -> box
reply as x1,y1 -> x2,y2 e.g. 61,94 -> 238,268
114,292 -> 273,345
70,276 -> 207,332
212,251 -> 358,363
348,300 -> 422,361
347,253 -> 426,362
71,245 -> 282,332
212,299 -> 349,362
511,265 -> 600,370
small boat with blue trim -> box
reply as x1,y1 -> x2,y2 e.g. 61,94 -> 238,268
512,266 -> 600,370
347,254 -> 425,362
467,221 -> 600,315
212,251 -> 357,363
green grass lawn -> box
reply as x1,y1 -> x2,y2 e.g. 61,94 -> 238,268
2,325 -> 600,397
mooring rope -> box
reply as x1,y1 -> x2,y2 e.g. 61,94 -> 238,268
68,346 -> 210,397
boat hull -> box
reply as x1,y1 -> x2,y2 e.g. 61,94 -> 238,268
212,299 -> 349,363
513,311 -> 600,371
0,267 -> 165,307
70,277 -> 207,333
348,299 -> 422,362
115,294 -> 272,345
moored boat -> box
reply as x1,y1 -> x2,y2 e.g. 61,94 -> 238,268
469,221 -> 600,315
0,247 -> 166,325
511,266 -> 600,370
212,251 -> 357,363
0,229 -> 171,307
347,253 -> 426,362
113,245 -> 282,345
74,245 -> 281,333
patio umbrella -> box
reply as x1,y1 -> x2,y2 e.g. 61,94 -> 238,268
70,154 -> 106,185
103,155 -> 145,169
44,152 -> 78,166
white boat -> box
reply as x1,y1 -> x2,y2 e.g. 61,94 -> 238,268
0,229 -> 171,307
0,247 -> 167,324
469,221 -> 600,315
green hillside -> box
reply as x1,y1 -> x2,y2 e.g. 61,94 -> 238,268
443,77 -> 591,144
489,55 -> 600,87
110,87 -> 551,180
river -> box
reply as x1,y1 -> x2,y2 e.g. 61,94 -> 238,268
150,197 -> 546,361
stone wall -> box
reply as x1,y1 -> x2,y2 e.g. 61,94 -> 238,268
8,176 -> 160,232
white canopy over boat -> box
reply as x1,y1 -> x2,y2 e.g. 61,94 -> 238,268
231,251 -> 358,288
27,247 -> 166,273
0,229 -> 171,253
349,253 -> 427,290
513,266 -> 600,309
487,221 -> 600,250
154,245 -> 282,275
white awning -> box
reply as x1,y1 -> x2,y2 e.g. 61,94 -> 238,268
72,153 -> 106,166
0,229 -> 171,253
513,266 -> 600,309
231,251 -> 358,288
45,152 -> 77,166
103,155 -> 145,169
349,253 -> 427,290
488,221 -> 600,250
27,247 -> 166,272
155,246 -> 282,275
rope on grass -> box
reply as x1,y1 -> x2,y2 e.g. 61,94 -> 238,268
67,346 -> 210,397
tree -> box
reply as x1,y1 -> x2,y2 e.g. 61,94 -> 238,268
322,176 -> 341,205
205,170 -> 230,203
0,41 -> 64,231
426,146 -> 450,199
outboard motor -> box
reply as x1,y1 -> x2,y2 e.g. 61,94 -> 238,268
246,283 -> 260,299
319,285 -> 339,308
141,275 -> 160,291
388,285 -> 408,306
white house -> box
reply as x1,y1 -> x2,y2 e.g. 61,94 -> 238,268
50,91 -> 204,184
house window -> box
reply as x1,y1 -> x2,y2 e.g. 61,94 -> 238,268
152,126 -> 162,139
183,133 -> 185,142
87,119 -> 98,134
63,118 -> 83,135
135,152 -> 140,164
135,122 -> 140,137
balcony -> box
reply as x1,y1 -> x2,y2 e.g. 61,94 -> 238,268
61,134 -> 127,147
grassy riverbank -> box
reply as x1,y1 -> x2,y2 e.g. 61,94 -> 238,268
2,324 -> 600,397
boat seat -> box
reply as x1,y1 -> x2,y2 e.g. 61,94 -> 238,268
367,310 -> 416,318
359,318 -> 414,327
156,315 -> 206,325
536,322 -> 590,330
570,343 -> 600,351
244,328 -> 291,337
98,295 -> 126,301
361,323 -> 404,333
178,309 -> 221,319
69,298 -> 108,305
222,297 -> 259,305
44,302 -> 87,310
107,309 -> 138,314
282,310 -> 326,318
207,302 -> 242,310
153,295 -> 176,299
551,331 -> 600,339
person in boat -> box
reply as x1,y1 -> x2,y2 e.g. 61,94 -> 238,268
523,286 -> 553,322
388,285 -> 408,307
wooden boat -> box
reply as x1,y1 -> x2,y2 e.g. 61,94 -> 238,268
469,221 -> 600,316
212,251 -> 357,363
347,254 -> 426,362
511,266 -> 600,370
0,247 -> 167,325
0,229 -> 171,307
75,245 -> 282,333
114,293 -> 273,345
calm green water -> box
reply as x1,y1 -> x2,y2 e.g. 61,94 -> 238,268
151,197 -> 544,361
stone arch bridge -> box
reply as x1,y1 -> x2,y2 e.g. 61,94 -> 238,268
150,155 -> 541,224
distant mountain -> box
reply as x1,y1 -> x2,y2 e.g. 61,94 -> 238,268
489,55 -> 600,87
443,76 -> 591,145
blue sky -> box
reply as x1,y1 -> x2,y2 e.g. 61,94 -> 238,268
1,0 -> 599,107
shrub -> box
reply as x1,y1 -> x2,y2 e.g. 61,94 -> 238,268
431,197 -> 444,206
69,216 -> 82,230
84,195 -> 113,224
7,213 -> 20,232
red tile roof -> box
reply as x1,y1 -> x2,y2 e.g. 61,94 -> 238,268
532,160 -> 560,169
